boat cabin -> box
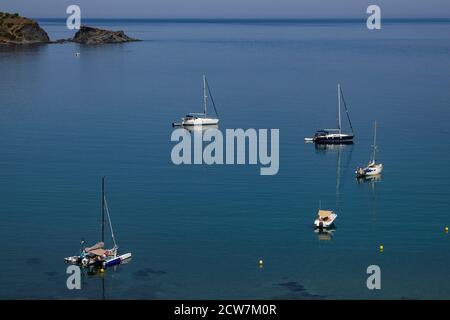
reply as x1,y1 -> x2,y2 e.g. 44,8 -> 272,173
314,130 -> 329,137
185,113 -> 206,119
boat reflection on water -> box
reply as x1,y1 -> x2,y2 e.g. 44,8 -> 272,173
78,265 -> 108,300
182,124 -> 219,133
313,143 -> 354,198
356,174 -> 382,184
315,226 -> 336,241
314,143 -> 347,152
356,173 -> 382,196
309,140 -> 353,241
356,169 -> 381,225
82,258 -> 132,300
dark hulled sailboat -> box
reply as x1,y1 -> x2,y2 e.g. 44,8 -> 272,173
306,84 -> 354,144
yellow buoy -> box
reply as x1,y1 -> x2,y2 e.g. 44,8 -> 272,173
445,226 -> 449,233
258,259 -> 264,266
379,245 -> 384,252
100,268 -> 105,273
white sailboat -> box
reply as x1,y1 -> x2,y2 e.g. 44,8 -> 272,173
174,75 -> 219,127
305,83 -> 354,144
64,177 -> 132,269
356,121 -> 383,177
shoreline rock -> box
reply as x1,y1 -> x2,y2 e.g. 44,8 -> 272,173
72,25 -> 140,45
1,12 -> 140,46
0,12 -> 50,45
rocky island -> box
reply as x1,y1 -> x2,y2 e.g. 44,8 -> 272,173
0,12 -> 140,45
72,25 -> 139,44
0,12 -> 50,44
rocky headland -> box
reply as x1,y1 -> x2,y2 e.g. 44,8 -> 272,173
0,12 -> 140,45
0,12 -> 50,44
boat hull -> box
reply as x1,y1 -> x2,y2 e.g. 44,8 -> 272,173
64,256 -> 81,265
181,118 -> 219,126
64,256 -> 102,267
103,253 -> 132,268
356,164 -> 383,177
314,134 -> 354,144
314,214 -> 338,228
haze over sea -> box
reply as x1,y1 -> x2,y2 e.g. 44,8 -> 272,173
0,18 -> 449,299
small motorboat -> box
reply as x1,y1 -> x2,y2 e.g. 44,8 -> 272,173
173,75 -> 219,127
314,209 -> 338,229
64,177 -> 132,269
356,121 -> 383,178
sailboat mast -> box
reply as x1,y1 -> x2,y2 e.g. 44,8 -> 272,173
372,121 -> 377,163
203,74 -> 207,116
101,176 -> 105,243
337,83 -> 342,134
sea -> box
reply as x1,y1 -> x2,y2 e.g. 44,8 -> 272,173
0,18 -> 449,299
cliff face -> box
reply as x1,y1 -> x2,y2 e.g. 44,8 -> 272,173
72,26 -> 139,44
0,12 -> 50,44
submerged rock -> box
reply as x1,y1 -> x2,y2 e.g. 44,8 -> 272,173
133,268 -> 167,278
0,12 -> 50,45
277,281 -> 326,299
72,25 -> 140,45
279,281 -> 307,292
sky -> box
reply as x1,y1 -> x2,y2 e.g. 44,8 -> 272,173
1,0 -> 449,19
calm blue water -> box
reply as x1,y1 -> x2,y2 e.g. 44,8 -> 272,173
1,19 -> 450,299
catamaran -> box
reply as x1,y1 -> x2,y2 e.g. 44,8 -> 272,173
173,75 -> 219,127
64,177 -> 132,269
305,83 -> 354,144
356,121 -> 383,178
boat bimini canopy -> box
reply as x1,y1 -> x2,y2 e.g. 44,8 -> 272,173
318,210 -> 334,219
84,242 -> 105,253
88,248 -> 107,256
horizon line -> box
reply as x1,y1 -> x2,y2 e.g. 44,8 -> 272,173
33,17 -> 450,21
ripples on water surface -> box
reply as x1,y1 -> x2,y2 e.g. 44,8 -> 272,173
0,19 -> 449,299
